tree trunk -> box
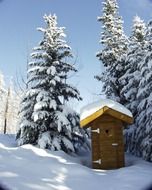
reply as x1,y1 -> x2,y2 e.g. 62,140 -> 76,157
4,88 -> 10,134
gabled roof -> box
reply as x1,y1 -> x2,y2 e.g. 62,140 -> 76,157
80,99 -> 133,128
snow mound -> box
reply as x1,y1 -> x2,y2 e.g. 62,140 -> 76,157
80,99 -> 133,121
0,135 -> 152,190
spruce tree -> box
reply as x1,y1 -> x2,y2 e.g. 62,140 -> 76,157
17,14 -> 89,153
96,0 -> 128,102
120,16 -> 146,116
120,16 -> 146,154
135,20 -> 152,161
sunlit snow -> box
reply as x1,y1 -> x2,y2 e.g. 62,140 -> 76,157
0,135 -> 152,190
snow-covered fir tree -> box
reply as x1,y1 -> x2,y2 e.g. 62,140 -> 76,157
38,105 -> 90,153
120,16 -> 146,116
135,20 -> 152,161
120,16 -> 147,155
96,0 -> 128,102
17,14 -> 90,154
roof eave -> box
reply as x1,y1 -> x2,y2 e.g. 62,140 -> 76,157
80,106 -> 133,128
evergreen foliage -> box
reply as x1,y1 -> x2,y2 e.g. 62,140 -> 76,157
96,0 -> 152,162
96,0 -> 128,102
120,16 -> 147,155
17,14 -> 90,154
120,16 -> 146,116
135,21 -> 152,161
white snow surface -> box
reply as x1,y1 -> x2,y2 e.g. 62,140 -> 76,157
0,135 -> 152,190
80,99 -> 133,121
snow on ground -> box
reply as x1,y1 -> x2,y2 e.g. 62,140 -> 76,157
0,134 -> 152,190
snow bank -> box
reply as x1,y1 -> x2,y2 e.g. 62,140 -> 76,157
0,134 -> 17,147
0,135 -> 152,190
80,99 -> 133,121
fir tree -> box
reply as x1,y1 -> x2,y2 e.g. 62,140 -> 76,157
135,20 -> 152,161
96,0 -> 128,102
120,16 -> 146,155
17,14 -> 89,154
120,16 -> 146,116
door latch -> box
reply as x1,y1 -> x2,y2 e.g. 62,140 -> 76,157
112,143 -> 118,146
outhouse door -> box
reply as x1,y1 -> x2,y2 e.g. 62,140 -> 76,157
92,121 -> 124,169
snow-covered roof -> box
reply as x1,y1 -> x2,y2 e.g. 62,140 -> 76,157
80,99 -> 133,127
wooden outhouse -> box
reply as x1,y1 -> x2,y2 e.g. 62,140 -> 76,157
80,99 -> 133,170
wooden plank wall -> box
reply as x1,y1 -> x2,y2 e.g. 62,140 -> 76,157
91,114 -> 125,169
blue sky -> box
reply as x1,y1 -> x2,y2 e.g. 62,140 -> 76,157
0,0 -> 152,111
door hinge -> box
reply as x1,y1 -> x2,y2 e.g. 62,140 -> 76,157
93,159 -> 101,164
92,128 -> 100,134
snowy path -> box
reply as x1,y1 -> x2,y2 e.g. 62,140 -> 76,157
0,135 -> 152,190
